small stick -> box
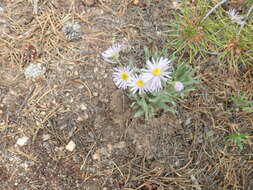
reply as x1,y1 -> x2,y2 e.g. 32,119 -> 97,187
33,0 -> 39,14
80,143 -> 96,171
202,0 -> 227,22
238,3 -> 253,36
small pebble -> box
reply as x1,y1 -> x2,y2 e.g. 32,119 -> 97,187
24,63 -> 46,79
82,0 -> 96,6
40,111 -> 46,115
80,104 -> 87,111
92,152 -> 100,160
16,136 -> 29,146
77,113 -> 89,121
0,7 -> 4,14
42,134 -> 51,141
65,140 -> 76,152
94,67 -> 98,72
93,92 -> 99,97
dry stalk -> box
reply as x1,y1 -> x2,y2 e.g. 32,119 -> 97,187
202,0 -> 227,22
238,3 -> 253,36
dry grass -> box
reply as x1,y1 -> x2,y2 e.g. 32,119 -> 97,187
0,0 -> 252,189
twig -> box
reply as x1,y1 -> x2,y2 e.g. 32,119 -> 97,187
202,0 -> 227,22
190,175 -> 202,190
80,143 -> 96,171
18,85 -> 36,113
33,0 -> 39,14
238,3 -> 253,36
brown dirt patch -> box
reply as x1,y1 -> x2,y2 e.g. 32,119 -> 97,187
0,0 -> 252,190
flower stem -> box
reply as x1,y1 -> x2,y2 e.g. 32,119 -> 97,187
202,0 -> 227,22
238,3 -> 253,36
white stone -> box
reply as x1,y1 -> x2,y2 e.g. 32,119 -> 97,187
92,152 -> 100,160
42,134 -> 50,141
114,141 -> 126,149
80,104 -> 87,111
65,140 -> 76,152
93,92 -> 98,97
0,7 -> 4,14
24,63 -> 46,79
94,67 -> 98,72
16,136 -> 29,146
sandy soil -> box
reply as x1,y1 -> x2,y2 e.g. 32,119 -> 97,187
0,0 -> 252,189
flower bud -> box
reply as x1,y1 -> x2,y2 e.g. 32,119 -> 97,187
174,81 -> 184,92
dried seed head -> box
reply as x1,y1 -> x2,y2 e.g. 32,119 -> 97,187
62,23 -> 82,41
24,63 -> 46,79
23,44 -> 37,62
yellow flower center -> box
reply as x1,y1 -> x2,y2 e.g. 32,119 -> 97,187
152,68 -> 161,76
120,72 -> 129,81
136,80 -> 144,87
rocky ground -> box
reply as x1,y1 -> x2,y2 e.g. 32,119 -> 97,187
0,0 -> 252,189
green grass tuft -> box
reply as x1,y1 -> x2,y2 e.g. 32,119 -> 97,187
165,0 -> 253,70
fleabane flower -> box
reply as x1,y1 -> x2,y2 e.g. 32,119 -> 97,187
129,74 -> 151,94
142,57 -> 172,92
112,66 -> 133,89
227,9 -> 245,25
102,43 -> 122,63
174,81 -> 184,92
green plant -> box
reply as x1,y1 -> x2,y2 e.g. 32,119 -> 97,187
165,0 -> 253,70
207,7 -> 253,70
106,44 -> 198,120
225,132 -> 249,150
241,0 -> 253,8
231,92 -> 253,112
165,0 -> 211,62
130,61 -> 197,119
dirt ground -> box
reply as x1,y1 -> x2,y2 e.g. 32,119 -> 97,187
0,0 -> 253,189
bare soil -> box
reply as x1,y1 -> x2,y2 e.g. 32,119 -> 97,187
0,0 -> 252,190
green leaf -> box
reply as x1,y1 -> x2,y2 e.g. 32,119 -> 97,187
242,107 -> 253,113
134,109 -> 145,118
225,132 -> 249,150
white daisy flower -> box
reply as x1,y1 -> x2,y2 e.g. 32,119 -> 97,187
112,66 -> 133,90
142,57 -> 172,92
129,74 -> 151,94
102,43 -> 122,63
228,9 -> 245,25
174,81 -> 184,92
